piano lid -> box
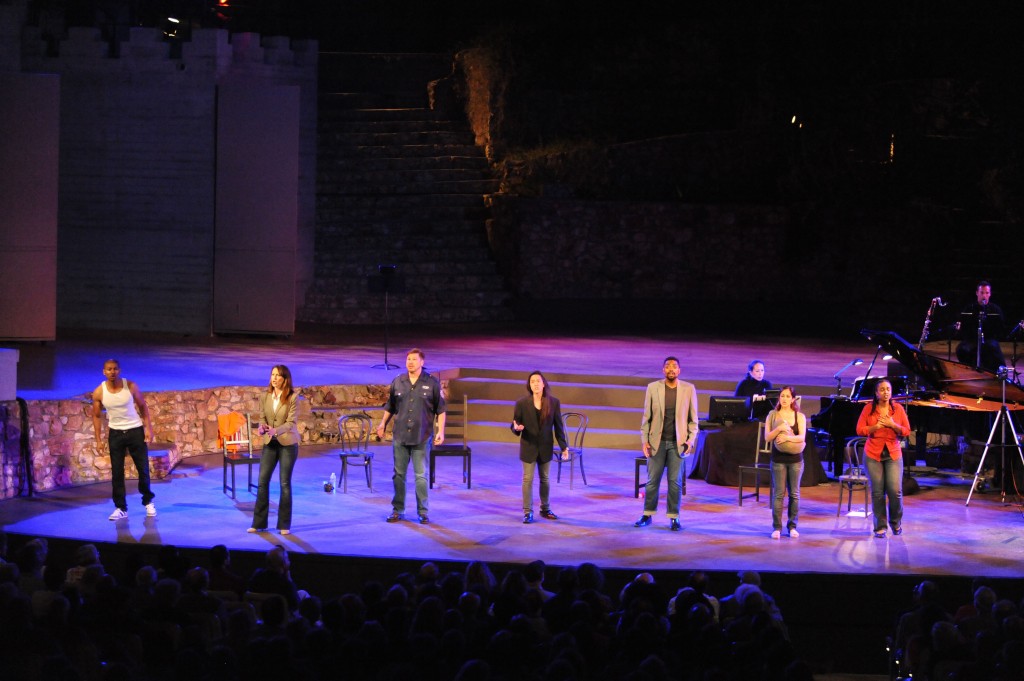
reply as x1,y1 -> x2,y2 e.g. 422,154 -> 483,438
861,329 -> 1024,411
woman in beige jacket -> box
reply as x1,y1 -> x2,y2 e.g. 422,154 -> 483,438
249,365 -> 299,535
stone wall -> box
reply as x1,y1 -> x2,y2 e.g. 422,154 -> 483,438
485,195 -> 825,333
12,21 -> 318,334
483,195 -> 1024,338
0,383 -> 393,500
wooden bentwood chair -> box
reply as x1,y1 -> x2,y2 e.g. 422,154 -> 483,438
337,413 -> 374,492
837,436 -> 871,517
555,411 -> 589,489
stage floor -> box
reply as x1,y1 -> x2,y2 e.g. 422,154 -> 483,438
3,440 -> 1022,579
4,325 -> 1024,580
12,323 -> 873,400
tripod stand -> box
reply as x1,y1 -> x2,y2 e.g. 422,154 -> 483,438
965,371 -> 1024,506
371,264 -> 400,370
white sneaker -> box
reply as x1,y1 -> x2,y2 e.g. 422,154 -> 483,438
770,530 -> 781,540
789,528 -> 800,538
145,503 -> 157,517
108,508 -> 128,521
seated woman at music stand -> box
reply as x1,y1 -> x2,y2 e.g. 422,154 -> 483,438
856,378 -> 911,539
735,360 -> 773,420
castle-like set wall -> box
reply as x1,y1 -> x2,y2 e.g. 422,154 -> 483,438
0,383 -> 392,501
12,23 -> 317,334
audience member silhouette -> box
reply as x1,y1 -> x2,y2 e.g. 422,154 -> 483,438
247,545 -> 301,611
207,543 -> 247,596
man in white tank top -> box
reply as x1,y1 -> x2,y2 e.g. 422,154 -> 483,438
91,359 -> 155,520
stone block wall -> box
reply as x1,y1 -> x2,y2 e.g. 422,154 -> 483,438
485,195 -> 825,332
0,1 -> 24,71
0,383 -> 392,500
484,194 -> 1024,338
11,22 -> 317,334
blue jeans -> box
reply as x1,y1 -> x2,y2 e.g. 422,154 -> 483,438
643,440 -> 681,518
771,460 -> 803,531
522,460 -> 552,513
109,426 -> 153,511
866,451 -> 903,532
252,439 -> 297,530
392,440 -> 429,516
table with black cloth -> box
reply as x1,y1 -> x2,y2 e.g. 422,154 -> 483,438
689,420 -> 828,487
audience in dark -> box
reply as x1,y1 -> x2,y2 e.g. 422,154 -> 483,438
2,535 -> 1021,681
889,578 -> 1024,681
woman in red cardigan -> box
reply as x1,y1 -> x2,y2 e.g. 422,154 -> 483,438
856,378 -> 911,538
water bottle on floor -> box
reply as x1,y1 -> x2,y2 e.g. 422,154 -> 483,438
329,472 -> 337,493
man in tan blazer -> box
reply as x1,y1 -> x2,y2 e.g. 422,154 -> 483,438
636,356 -> 699,531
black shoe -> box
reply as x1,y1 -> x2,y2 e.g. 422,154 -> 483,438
634,515 -> 653,527
386,512 -> 404,523
523,512 -> 534,524
418,515 -> 430,525
540,510 -> 558,520
670,518 -> 681,532
892,525 -> 903,536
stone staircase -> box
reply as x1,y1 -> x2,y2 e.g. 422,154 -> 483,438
300,53 -> 512,325
439,368 -> 833,451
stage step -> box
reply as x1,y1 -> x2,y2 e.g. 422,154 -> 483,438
470,420 -> 640,450
439,367 -> 834,451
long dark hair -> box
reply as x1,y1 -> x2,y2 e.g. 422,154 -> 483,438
526,371 -> 552,423
871,379 -> 892,416
269,364 -> 294,400
774,387 -> 800,413
774,386 -> 800,433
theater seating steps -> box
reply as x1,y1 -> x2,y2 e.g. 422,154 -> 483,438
300,52 -> 511,325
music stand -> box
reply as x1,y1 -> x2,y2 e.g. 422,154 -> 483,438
369,264 -> 403,370
751,389 -> 780,421
965,369 -> 1024,506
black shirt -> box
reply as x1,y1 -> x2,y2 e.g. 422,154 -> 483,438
385,372 -> 446,446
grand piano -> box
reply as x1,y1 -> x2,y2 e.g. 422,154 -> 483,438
811,330 -> 1024,471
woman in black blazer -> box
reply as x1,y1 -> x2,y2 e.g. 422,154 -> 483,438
511,371 -> 569,524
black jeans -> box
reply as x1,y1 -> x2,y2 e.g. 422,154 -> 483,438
109,426 -> 153,511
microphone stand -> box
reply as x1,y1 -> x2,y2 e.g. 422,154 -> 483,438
833,359 -> 864,395
976,309 -> 986,369
372,265 -> 399,370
